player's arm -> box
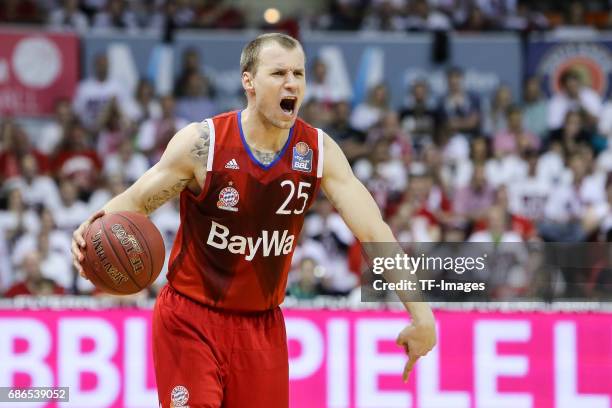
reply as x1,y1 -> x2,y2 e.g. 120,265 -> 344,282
102,122 -> 208,215
321,133 -> 436,381
71,121 -> 210,275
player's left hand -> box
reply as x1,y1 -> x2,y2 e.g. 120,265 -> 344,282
396,321 -> 436,383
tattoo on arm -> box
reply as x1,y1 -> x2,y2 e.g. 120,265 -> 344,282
143,178 -> 190,214
191,121 -> 210,165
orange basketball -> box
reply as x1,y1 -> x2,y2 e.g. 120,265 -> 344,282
82,211 -> 165,295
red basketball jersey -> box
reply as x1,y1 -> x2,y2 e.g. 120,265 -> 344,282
167,111 -> 324,311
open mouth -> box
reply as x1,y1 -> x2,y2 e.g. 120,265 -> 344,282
280,97 -> 297,116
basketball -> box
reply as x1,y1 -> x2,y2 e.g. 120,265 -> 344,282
82,211 -> 165,295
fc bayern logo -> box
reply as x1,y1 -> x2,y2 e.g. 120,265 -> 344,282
171,385 -> 189,407
295,141 -> 310,156
217,186 -> 239,212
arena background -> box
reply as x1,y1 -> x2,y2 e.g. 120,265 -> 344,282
0,0 -> 611,407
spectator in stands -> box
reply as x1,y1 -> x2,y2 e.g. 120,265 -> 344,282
400,79 -> 437,151
176,72 -> 218,122
0,121 -> 50,181
493,105 -> 540,157
548,70 -> 602,131
458,5 -> 494,31
288,258 -> 325,299
325,101 -> 368,163
548,110 -> 594,160
453,162 -> 496,225
350,83 -> 389,132
193,0 -> 245,29
404,0 -> 452,31
439,67 -> 481,136
391,198 -> 441,243
522,76 -> 549,139
391,164 -> 449,240
438,123 -> 473,191
323,0 -> 365,31
0,0 -> 40,24
92,0 -> 139,31
483,84 -> 513,136
471,135 -> 491,165
360,0 -> 407,32
300,100 -> 334,130
353,137 -> 406,212
367,110 -> 412,180
305,58 -> 344,105
15,231 -> 73,291
37,99 -> 75,156
561,0 -> 588,28
52,121 -> 102,198
12,206 -> 72,267
48,0 -> 89,32
96,98 -> 132,157
73,53 -> 131,130
53,179 -> 91,233
89,173 -> 127,213
175,48 -> 215,99
503,0 -> 549,31
0,187 -> 40,245
303,198 -> 357,295
574,145 -> 606,207
4,154 -> 61,211
474,0 -> 515,22
137,95 -> 189,164
421,143 -> 447,191
469,206 -> 530,299
485,136 -> 525,188
3,251 -> 64,297
103,139 -> 149,184
508,149 -> 551,222
539,153 -> 590,242
479,132 -> 526,188
82,0 -> 107,15
147,0 -> 195,31
491,185 -> 536,240
124,79 -> 162,124
469,205 -> 523,242
585,173 -> 612,238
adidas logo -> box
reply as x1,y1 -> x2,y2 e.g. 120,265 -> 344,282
225,159 -> 239,170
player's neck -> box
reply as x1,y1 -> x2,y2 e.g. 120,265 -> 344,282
241,107 -> 290,152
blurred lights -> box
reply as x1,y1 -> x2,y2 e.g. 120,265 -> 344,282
264,8 -> 281,25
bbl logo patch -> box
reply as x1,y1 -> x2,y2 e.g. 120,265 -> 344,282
217,186 -> 239,212
170,385 -> 189,407
292,141 -> 312,173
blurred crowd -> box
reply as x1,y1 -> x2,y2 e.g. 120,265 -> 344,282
2,42 -> 612,302
2,0 -> 612,34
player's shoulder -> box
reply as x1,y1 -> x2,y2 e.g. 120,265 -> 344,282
294,116 -> 318,133
211,110 -> 238,121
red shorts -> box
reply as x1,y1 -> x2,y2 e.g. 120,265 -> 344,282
153,285 -> 289,408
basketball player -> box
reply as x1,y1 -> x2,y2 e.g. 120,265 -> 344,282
72,33 -> 436,408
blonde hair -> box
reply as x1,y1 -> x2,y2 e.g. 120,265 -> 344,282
240,33 -> 300,75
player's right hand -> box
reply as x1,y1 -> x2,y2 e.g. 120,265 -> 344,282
71,210 -> 105,279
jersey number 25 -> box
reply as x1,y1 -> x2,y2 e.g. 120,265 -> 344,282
276,180 -> 311,215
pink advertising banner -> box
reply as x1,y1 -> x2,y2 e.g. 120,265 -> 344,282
0,309 -> 610,408
0,29 -> 79,116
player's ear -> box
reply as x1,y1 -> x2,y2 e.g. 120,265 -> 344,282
242,72 -> 254,93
